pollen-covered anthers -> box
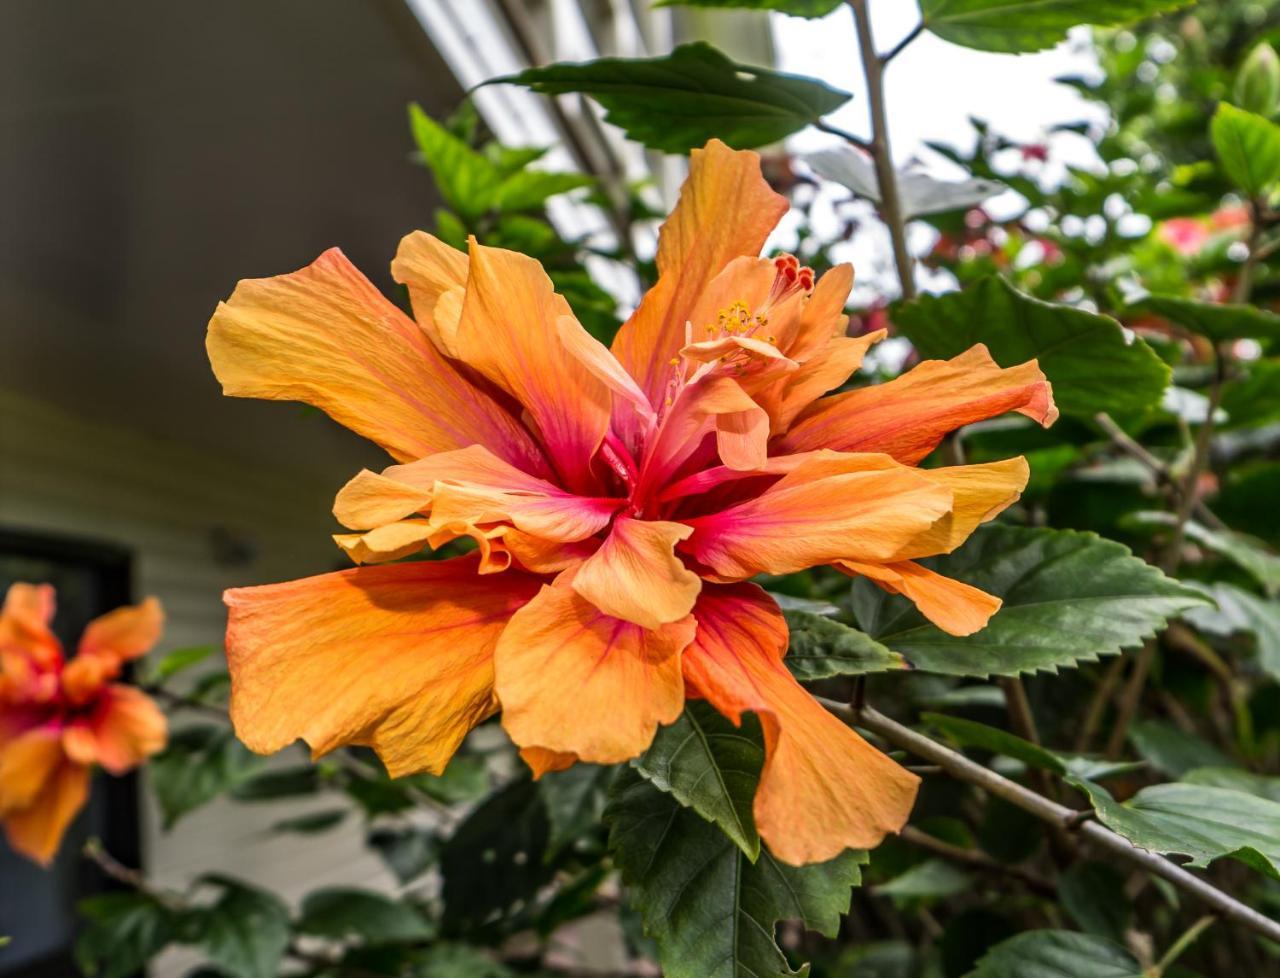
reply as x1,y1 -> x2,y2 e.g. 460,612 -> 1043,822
769,254 -> 815,305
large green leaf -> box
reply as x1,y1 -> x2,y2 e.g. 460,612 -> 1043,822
1058,862 -> 1131,944
607,766 -> 863,978
922,713 -> 1067,773
920,0 -> 1189,54
150,724 -> 266,828
297,888 -> 434,945
1184,767 -> 1280,803
1134,294 -> 1280,343
656,0 -> 842,15
965,930 -> 1144,978
782,609 -> 906,680
633,701 -> 763,859
1127,719 -> 1233,778
75,892 -> 174,978
1221,360 -> 1280,427
492,42 -> 851,154
1211,103 -> 1280,197
893,276 -> 1169,417
1174,520 -> 1280,596
1070,780 -> 1280,879
408,104 -> 503,221
189,877 -> 291,978
875,860 -> 971,903
851,526 -> 1207,678
538,762 -> 614,859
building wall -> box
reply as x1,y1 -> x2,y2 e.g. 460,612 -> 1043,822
0,387 -> 395,974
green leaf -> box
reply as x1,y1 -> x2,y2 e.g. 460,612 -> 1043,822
492,170 -> 593,212
491,42 -> 851,154
851,526 -> 1207,678
539,762 -> 614,859
1128,719 -> 1233,778
1236,43 -> 1280,118
411,944 -> 513,978
75,892 -> 174,978
875,860 -> 971,903
1221,360 -> 1280,428
1058,862 -> 1131,944
921,713 -> 1066,773
782,610 -> 906,681
1132,294 -> 1280,343
1070,780 -> 1280,879
150,724 -> 265,828
656,0 -> 842,15
1211,102 -> 1280,197
146,645 -> 216,682
920,0 -> 1189,54
440,778 -> 561,937
189,877 -> 290,978
408,103 -> 502,221
1183,767 -> 1280,802
632,701 -> 763,860
893,276 -> 1169,417
298,888 -> 434,945
606,765 -> 864,978
230,764 -> 320,801
368,826 -> 438,884
1158,518 -> 1280,597
270,808 -> 346,834
410,754 -> 490,804
965,930 -> 1144,977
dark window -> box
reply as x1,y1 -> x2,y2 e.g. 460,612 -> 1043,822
0,528 -> 142,978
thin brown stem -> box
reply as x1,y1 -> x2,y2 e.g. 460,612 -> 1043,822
823,700 -> 1280,943
899,825 -> 1056,897
1075,655 -> 1125,753
848,0 -> 915,299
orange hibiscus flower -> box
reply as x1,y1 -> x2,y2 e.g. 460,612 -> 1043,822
0,584 -> 167,864
207,139 -> 1055,864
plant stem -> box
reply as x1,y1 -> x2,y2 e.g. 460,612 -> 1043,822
848,0 -> 916,299
823,700 -> 1280,943
1154,915 -> 1216,975
880,21 -> 924,65
899,825 -> 1056,897
814,119 -> 872,153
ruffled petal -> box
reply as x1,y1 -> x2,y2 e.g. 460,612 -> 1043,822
333,520 -> 435,566
759,331 -> 884,435
77,597 -> 164,663
224,557 -> 540,777
1,758 -> 89,865
207,247 -> 545,470
611,141 -> 788,440
894,457 -> 1030,559
390,230 -> 470,355
683,583 -> 918,864
495,574 -> 693,765
0,726 -> 63,814
0,583 -> 62,677
454,241 -> 612,493
776,345 -> 1057,463
572,517 -> 701,629
681,452 -> 953,580
62,685 -> 167,774
836,560 -> 1001,637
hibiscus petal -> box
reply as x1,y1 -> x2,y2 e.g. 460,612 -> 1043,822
776,345 -> 1057,463
894,457 -> 1030,559
496,574 -> 693,764
224,557 -> 540,777
520,746 -> 579,778
1,758 -> 89,866
682,452 -> 953,580
760,331 -> 885,435
78,597 -> 163,663
207,247 -> 544,468
683,583 -> 919,864
572,517 -> 702,629
611,141 -> 789,437
390,230 -> 470,355
836,560 -> 1001,636
62,686 -> 167,774
0,726 -> 63,814
0,582 -> 62,674
783,263 -> 855,360
455,241 -> 612,493
333,520 -> 435,565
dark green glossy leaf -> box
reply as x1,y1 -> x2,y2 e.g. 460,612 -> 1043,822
411,944 -> 513,978
230,764 -> 320,801
1183,767 -> 1280,802
75,892 -> 174,978
783,609 -> 906,680
368,826 -> 438,884
1070,779 -> 1280,879
1134,294 -> 1280,342
922,713 -> 1066,773
146,645 -> 215,682
1221,360 -> 1280,428
920,0 -> 1189,53
270,808 -> 346,834
1128,719 -> 1233,778
633,701 -> 763,859
1211,103 -> 1280,197
492,42 -> 851,153
852,526 -> 1207,677
893,276 -> 1169,416
875,859 -> 971,903
606,765 -> 864,978
1161,518 -> 1280,596
538,762 -> 614,859
965,930 -> 1143,977
189,877 -> 290,978
151,724 -> 265,828
1059,862 -> 1130,943
298,888 -> 434,945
